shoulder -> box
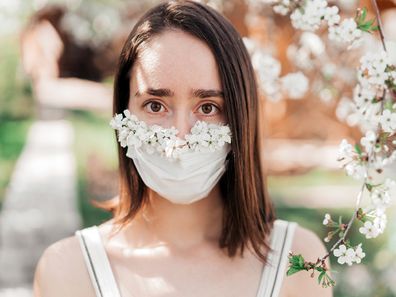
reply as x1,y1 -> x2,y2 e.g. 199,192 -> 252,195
282,222 -> 333,297
33,232 -> 96,297
291,224 -> 328,257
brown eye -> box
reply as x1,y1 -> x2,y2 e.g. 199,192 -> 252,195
201,104 -> 213,114
199,103 -> 219,116
145,101 -> 165,113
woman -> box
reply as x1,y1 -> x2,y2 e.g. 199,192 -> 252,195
33,1 -> 332,296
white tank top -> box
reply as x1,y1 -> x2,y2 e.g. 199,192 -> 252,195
75,219 -> 297,297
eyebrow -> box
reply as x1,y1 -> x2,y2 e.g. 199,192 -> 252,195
134,88 -> 224,99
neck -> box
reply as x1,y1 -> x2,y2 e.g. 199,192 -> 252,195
128,185 -> 224,251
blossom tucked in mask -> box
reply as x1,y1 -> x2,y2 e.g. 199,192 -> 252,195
109,109 -> 232,204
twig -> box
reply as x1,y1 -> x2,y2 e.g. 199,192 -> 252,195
370,0 -> 387,51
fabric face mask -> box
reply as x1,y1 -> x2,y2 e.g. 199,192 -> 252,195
109,109 -> 232,204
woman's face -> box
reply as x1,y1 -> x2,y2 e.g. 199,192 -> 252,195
128,29 -> 226,139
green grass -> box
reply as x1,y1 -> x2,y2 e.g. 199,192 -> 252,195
0,119 -> 33,209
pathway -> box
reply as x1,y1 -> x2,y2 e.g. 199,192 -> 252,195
0,110 -> 81,294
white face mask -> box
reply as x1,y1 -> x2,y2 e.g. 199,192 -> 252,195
110,109 -> 232,204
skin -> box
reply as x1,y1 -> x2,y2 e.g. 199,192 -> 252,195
33,29 -> 333,297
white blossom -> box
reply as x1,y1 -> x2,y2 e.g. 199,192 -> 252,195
358,51 -> 390,90
353,85 -> 377,111
328,18 -> 362,50
280,71 -> 309,99
353,244 -> 366,264
359,221 -> 380,239
337,139 -> 354,161
360,130 -> 377,153
371,188 -> 391,209
249,49 -> 283,101
273,0 -> 292,15
379,109 -> 396,133
333,244 -> 355,265
324,6 -> 340,26
323,213 -> 332,225
290,0 -> 328,32
345,162 -> 367,179
373,214 -> 387,234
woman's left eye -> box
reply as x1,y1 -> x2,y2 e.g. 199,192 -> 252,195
198,103 -> 219,116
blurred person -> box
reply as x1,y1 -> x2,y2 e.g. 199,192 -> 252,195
33,1 -> 332,296
20,5 -> 112,112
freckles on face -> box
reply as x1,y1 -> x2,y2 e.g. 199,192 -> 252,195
128,29 -> 227,129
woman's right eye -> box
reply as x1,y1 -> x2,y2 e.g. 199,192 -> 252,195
143,101 -> 166,113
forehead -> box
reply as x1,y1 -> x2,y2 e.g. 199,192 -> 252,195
130,29 -> 222,93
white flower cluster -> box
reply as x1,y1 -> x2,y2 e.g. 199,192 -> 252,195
243,37 -> 309,101
109,109 -> 232,159
356,52 -> 396,135
273,0 -> 293,15
359,178 -> 396,239
358,51 -> 392,93
333,243 -> 366,266
246,0 -> 396,282
328,18 -> 362,50
290,0 -> 334,31
287,32 -> 325,71
337,139 -> 367,180
337,51 -> 396,175
266,0 -> 364,50
280,72 -> 309,99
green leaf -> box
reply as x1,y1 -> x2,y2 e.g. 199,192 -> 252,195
365,183 -> 373,191
316,266 -> 325,272
318,271 -> 326,284
365,19 -> 375,27
298,255 -> 305,267
287,267 -> 303,276
354,144 -> 362,155
289,254 -> 305,268
360,7 -> 367,22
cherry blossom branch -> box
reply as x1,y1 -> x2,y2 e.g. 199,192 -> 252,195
323,180 -> 367,259
244,0 -> 396,289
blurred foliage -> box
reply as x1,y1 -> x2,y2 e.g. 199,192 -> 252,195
0,36 -> 34,120
0,35 -> 34,209
68,109 -> 117,228
0,119 -> 32,209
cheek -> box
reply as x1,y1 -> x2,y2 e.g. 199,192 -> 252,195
128,99 -> 148,121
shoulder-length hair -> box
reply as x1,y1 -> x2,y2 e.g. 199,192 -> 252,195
106,0 -> 275,263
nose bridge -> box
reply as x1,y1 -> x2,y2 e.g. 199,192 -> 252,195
173,110 -> 193,139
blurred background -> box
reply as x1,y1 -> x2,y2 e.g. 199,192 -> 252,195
0,0 -> 395,296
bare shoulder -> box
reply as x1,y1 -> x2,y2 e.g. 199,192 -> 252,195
283,224 -> 333,297
33,233 -> 95,297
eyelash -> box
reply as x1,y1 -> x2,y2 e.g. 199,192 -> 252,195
142,100 -> 221,117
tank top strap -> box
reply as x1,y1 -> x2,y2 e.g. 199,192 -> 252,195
75,225 -> 122,297
256,219 -> 298,297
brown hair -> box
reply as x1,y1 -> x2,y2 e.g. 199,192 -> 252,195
108,0 -> 275,262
